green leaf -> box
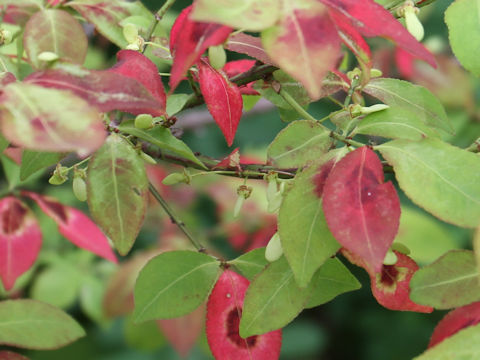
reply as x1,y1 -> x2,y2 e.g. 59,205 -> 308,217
0,299 -> 85,349
414,323 -> 480,359
378,139 -> 480,228
353,106 -> 440,141
68,0 -> 153,48
119,123 -> 206,169
239,257 -> 311,337
267,120 -> 333,168
0,83 -> 106,155
305,258 -> 361,308
0,133 -> 9,154
166,94 -> 190,116
1,156 -> 20,190
79,276 -> 106,324
20,150 -> 64,181
395,207 -> 458,265
445,0 -> 480,77
24,9 -> 88,69
278,161 -> 341,288
87,134 -> 148,255
31,265 -> 80,309
124,314 -> 166,351
363,78 -> 453,134
134,251 -> 220,322
410,250 -> 480,309
254,70 -> 311,122
230,248 -> 269,280
242,95 -> 261,112
191,0 -> 280,31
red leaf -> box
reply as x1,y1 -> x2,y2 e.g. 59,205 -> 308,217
322,147 -> 400,272
25,66 -> 165,117
0,197 -> 42,291
429,302 -> 480,348
262,3 -> 342,100
157,303 -> 205,358
225,33 -> 275,65
23,192 -> 117,263
206,269 -> 282,359
370,251 -> 433,313
109,50 -> 166,110
395,47 -> 416,79
198,59 -> 243,146
329,10 -> 372,69
321,0 -> 435,67
169,6 -> 232,92
214,147 -> 241,170
223,60 -> 259,95
0,351 -> 29,360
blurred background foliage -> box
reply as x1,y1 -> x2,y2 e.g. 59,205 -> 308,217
0,0 -> 477,359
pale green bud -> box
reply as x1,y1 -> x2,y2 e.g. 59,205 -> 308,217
383,249 -> 398,266
38,51 -> 59,62
73,176 -> 87,202
265,232 -> 283,262
208,45 -> 227,70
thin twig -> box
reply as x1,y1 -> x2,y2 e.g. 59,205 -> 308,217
149,182 -> 206,252
143,0 -> 178,54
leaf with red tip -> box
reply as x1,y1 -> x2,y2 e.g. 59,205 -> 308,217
370,251 -> 433,313
169,6 -> 232,92
157,304 -> 205,358
67,0 -> 153,48
321,0 -> 435,67
2,3 -> 41,25
223,60 -> 259,95
26,64 -> 165,117
262,1 -> 342,100
322,147 -> 401,272
109,50 -> 166,110
206,270 -> 282,360
0,197 -> 41,291
0,82 -> 106,156
225,33 -> 275,65
24,9 -> 88,69
198,59 -> 243,146
0,73 -> 16,88
23,192 -> 117,263
429,302 -> 480,348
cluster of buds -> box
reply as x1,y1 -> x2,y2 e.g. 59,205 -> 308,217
49,164 -> 88,202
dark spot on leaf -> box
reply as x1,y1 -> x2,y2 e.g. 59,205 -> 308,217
226,307 -> 257,348
380,265 -> 399,287
132,187 -> 141,196
2,201 -> 27,234
43,199 -> 68,223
